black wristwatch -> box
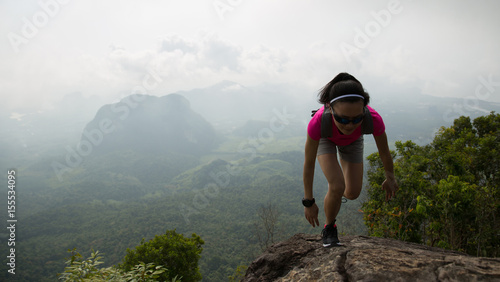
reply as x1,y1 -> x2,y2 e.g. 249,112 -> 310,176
302,197 -> 315,207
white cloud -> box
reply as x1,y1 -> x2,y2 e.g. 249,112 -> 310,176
1,0 -> 500,113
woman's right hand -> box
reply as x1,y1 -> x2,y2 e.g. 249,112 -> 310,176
304,203 -> 320,227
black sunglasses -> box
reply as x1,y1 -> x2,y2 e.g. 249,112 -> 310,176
332,112 -> 364,124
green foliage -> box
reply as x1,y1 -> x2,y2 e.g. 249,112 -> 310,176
228,265 -> 248,282
362,112 -> 500,257
59,248 -> 176,282
122,262 -> 177,282
120,230 -> 204,282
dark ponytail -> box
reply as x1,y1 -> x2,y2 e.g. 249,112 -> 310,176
317,72 -> 370,106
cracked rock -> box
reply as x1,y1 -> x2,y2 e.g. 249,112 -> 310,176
243,234 -> 500,282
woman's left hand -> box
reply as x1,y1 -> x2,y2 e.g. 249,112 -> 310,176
382,172 -> 399,201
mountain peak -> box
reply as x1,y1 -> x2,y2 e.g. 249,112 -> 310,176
205,80 -> 247,93
81,93 -> 217,155
243,234 -> 500,281
212,80 -> 241,88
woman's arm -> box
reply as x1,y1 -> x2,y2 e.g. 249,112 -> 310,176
303,134 -> 319,199
373,132 -> 399,200
303,133 -> 320,227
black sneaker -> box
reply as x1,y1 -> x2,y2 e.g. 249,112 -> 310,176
322,221 -> 340,247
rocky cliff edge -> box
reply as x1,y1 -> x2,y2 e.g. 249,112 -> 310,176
243,234 -> 500,282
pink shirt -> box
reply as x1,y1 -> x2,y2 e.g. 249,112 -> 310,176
307,105 -> 385,146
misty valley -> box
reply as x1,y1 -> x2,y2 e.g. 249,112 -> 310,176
1,81 -> 499,281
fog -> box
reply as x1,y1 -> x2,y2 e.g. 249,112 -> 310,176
1,0 -> 500,221
2,1 -> 500,112
2,79 -> 499,169
2,0 -> 499,164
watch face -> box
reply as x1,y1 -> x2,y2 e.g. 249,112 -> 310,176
302,198 -> 314,207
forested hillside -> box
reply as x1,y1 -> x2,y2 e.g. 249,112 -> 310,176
0,149 -> 365,281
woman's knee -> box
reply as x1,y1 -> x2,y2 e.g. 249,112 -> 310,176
327,182 -> 345,197
343,187 -> 361,200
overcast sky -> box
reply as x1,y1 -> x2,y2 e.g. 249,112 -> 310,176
1,0 -> 499,113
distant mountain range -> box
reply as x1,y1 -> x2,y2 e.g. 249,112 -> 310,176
1,80 -> 499,167
81,94 -> 218,156
177,80 -> 312,134
177,80 -> 500,145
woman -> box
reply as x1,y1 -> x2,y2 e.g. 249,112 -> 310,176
302,72 -> 398,247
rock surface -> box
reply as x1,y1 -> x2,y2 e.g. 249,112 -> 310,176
243,234 -> 500,282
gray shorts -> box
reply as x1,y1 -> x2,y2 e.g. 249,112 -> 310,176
317,136 -> 364,163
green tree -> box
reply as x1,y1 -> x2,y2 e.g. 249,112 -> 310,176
120,230 -> 204,281
228,265 -> 248,282
362,112 -> 500,257
59,248 -> 175,281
